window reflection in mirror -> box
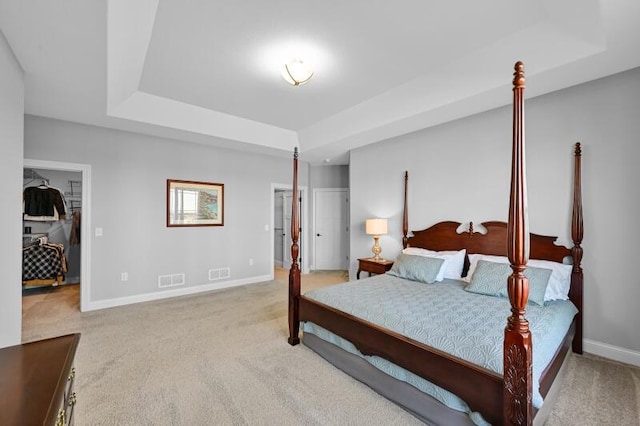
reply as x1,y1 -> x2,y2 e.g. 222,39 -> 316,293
166,180 -> 224,227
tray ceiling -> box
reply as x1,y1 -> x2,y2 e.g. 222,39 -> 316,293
1,0 -> 639,164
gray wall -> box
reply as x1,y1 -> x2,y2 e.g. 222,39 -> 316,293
24,115 -> 308,304
0,29 -> 24,348
310,165 -> 349,189
350,67 -> 640,354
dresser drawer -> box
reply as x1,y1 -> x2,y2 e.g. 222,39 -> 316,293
0,333 -> 80,426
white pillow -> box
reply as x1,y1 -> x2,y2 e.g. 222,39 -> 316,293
402,247 -> 466,281
464,254 -> 572,301
528,259 -> 573,301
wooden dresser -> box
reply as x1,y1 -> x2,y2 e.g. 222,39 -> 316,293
0,333 -> 80,426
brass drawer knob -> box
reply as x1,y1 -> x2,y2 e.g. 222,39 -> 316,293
55,408 -> 66,426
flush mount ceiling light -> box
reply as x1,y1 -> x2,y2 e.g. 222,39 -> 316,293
282,59 -> 314,86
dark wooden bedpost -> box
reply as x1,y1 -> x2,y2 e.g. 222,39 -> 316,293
402,171 -> 409,248
288,147 -> 301,346
504,61 -> 533,426
571,142 -> 584,354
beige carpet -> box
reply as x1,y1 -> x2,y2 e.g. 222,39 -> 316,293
22,271 -> 640,425
545,353 -> 640,426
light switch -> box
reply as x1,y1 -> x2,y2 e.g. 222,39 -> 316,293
95,227 -> 103,237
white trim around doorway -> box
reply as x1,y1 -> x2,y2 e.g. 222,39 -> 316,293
270,183 -> 309,278
23,159 -> 92,312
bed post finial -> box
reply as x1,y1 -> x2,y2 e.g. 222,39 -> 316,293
288,147 -> 301,346
403,171 -> 409,248
571,142 -> 584,354
513,61 -> 525,89
504,60 -> 533,426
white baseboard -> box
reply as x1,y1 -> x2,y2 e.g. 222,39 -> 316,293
84,274 -> 272,312
584,339 -> 640,367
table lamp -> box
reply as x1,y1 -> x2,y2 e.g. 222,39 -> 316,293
365,218 -> 388,261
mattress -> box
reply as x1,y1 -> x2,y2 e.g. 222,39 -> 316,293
301,274 -> 578,424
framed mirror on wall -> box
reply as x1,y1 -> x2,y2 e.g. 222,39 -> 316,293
166,179 -> 224,227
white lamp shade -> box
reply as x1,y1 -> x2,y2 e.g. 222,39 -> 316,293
282,59 -> 314,86
365,218 -> 388,235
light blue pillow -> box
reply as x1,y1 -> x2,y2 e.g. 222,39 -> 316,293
464,260 -> 552,306
388,253 -> 445,284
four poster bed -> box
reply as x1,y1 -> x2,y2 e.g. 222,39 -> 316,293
286,62 -> 584,425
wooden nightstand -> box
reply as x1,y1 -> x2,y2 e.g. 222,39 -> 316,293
357,258 -> 394,279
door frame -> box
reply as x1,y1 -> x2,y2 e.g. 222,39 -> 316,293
281,191 -> 292,266
312,188 -> 349,270
271,183 -> 309,277
23,159 -> 92,312
273,190 -> 286,267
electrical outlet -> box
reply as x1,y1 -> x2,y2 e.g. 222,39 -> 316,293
121,272 -> 128,281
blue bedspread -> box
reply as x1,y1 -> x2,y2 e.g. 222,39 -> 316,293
302,274 -> 577,424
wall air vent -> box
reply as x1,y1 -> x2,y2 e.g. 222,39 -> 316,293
220,267 -> 230,279
209,267 -> 230,281
158,273 -> 185,288
209,269 -> 220,280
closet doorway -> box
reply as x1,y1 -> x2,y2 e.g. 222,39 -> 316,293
22,159 -> 91,314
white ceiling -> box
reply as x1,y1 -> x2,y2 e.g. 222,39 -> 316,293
1,0 -> 639,165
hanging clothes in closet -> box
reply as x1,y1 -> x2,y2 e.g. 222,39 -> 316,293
69,210 -> 81,246
22,238 -> 67,286
23,184 -> 67,221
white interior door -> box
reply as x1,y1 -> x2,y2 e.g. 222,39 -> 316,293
314,189 -> 348,270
